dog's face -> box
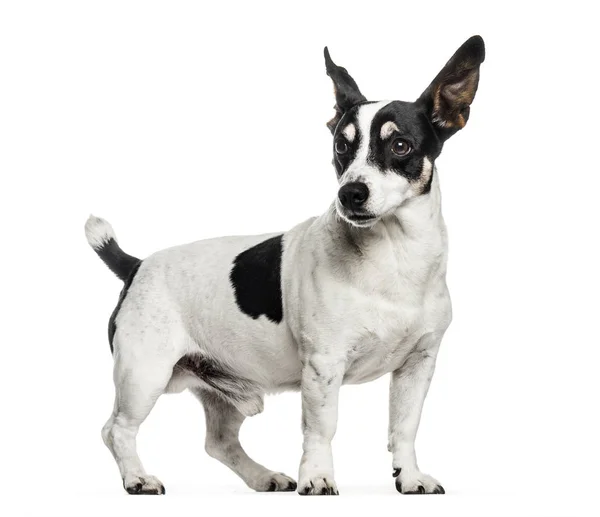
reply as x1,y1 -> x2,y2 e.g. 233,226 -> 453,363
325,36 -> 485,227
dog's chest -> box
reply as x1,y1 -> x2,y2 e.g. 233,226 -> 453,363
326,231 -> 449,383
340,282 -> 443,384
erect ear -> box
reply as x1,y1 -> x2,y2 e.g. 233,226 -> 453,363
324,47 -> 367,133
418,35 -> 485,135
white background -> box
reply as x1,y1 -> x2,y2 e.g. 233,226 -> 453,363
1,1 -> 599,516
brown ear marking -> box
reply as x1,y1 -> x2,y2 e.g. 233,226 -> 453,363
426,35 -> 485,130
432,69 -> 480,129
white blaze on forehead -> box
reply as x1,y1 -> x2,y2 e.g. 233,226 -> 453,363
352,101 -> 392,166
380,121 -> 399,140
342,123 -> 356,142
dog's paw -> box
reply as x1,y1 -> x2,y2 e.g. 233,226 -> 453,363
253,472 -> 297,492
123,474 -> 166,495
393,468 -> 444,495
298,475 -> 339,496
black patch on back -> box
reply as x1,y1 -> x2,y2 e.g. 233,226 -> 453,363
108,261 -> 141,354
175,354 -> 260,404
229,235 -> 284,323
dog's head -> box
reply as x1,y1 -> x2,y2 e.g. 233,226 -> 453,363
325,36 -> 485,227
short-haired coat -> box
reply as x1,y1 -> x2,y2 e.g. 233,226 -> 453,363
85,36 -> 484,495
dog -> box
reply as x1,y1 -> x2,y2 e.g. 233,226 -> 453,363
85,36 -> 484,496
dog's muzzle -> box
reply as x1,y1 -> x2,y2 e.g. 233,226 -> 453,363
337,182 -> 377,227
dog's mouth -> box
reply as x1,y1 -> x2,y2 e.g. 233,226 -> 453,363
336,204 -> 379,228
348,213 -> 377,226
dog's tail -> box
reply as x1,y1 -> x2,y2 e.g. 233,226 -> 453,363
84,215 -> 141,281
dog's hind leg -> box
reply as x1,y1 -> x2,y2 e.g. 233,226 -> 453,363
193,389 -> 297,492
102,327 -> 184,495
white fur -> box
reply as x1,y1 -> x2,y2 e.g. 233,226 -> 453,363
342,123 -> 356,142
85,215 -> 116,249
88,104 -> 452,495
380,120 -> 399,139
286,172 -> 450,493
352,101 -> 390,164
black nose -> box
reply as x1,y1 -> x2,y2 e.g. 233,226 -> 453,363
338,182 -> 369,211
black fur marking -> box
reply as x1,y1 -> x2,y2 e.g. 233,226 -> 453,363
95,238 -> 140,282
324,47 -> 367,133
327,37 -> 485,195
333,108 -> 361,177
175,354 -> 260,404
230,235 -> 284,324
108,261 -> 141,354
331,101 -> 442,195
367,101 -> 443,191
417,35 -> 485,135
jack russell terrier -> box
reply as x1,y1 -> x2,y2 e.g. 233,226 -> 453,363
85,35 -> 485,496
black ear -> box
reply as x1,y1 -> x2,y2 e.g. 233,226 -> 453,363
418,36 -> 485,135
324,47 -> 367,133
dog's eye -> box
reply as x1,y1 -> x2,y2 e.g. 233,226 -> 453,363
391,139 -> 412,157
335,139 -> 349,155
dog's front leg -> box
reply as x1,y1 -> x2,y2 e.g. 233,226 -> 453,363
298,352 -> 345,495
388,335 -> 445,495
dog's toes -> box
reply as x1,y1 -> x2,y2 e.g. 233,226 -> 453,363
125,482 -> 143,495
394,470 -> 443,495
255,472 -> 297,492
123,475 -> 165,495
298,476 -> 338,496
